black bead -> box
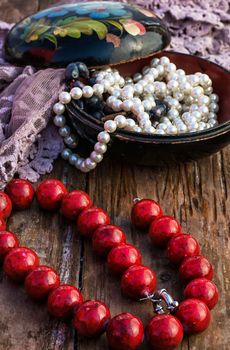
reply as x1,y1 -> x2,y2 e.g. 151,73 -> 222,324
76,62 -> 89,79
74,80 -> 85,89
91,111 -> 104,120
84,95 -> 103,111
103,105 -> 114,115
88,77 -> 97,86
65,63 -> 79,80
72,99 -> 84,110
150,100 -> 169,120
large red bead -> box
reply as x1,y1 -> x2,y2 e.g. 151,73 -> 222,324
107,244 -> 142,275
4,247 -> 39,282
36,179 -> 67,211
48,284 -> 83,320
73,300 -> 111,337
131,199 -> 162,230
60,190 -> 93,220
167,234 -> 200,265
121,265 -> 156,299
179,256 -> 213,283
149,216 -> 181,248
0,231 -> 19,262
5,179 -> 34,210
0,192 -> 12,219
92,225 -> 126,256
25,265 -> 60,301
76,207 -> 110,237
0,217 -> 6,231
175,298 -> 210,334
146,314 -> 183,350
184,278 -> 219,310
106,313 -> 144,350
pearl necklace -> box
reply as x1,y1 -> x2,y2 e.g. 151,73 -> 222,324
53,56 -> 219,173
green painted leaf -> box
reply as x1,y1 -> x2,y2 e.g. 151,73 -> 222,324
87,20 -> 108,39
44,33 -> 58,47
66,28 -> 81,39
105,20 -> 123,33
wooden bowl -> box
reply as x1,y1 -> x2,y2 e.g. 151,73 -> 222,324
66,51 -> 230,166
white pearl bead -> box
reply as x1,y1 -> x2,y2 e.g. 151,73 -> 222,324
142,66 -> 150,75
191,86 -> 204,98
134,83 -> 144,95
122,100 -> 133,112
173,91 -> 184,101
80,162 -> 90,173
70,87 -> 83,100
54,115 -> 66,127
59,91 -> 71,104
75,158 -> 83,169
90,151 -> 103,163
205,86 -> 213,95
198,122 -> 206,130
143,74 -> 154,83
155,129 -> 166,135
107,96 -> 117,106
187,121 -> 199,131
133,126 -> 142,133
210,94 -> 219,103
156,65 -> 165,76
158,123 -> 167,131
166,125 -> 178,134
132,103 -> 144,115
208,112 -> 217,120
101,79 -> 111,90
198,105 -> 209,116
180,81 -> 192,94
165,63 -> 177,74
144,83 -> 155,94
119,77 -> 125,87
114,115 -> 127,128
104,120 -> 117,133
168,109 -> 179,120
167,80 -> 179,92
112,88 -> 121,98
97,131 -> 111,144
141,120 -> 152,129
150,58 -> 160,67
93,84 -> 104,96
160,56 -> 170,66
85,158 -> 97,170
53,102 -> 65,115
94,142 -> 107,154
191,111 -> 202,121
142,99 -> 153,111
188,75 -> 200,86
125,118 -> 136,130
189,104 -> 199,112
144,126 -> 156,134
111,99 -> 122,111
82,86 -> 94,98
133,73 -> 142,82
198,95 -> 210,106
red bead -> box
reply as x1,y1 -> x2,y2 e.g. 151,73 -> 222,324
179,255 -> 213,283
48,284 -> 83,320
60,190 -> 93,220
36,179 -> 67,211
131,199 -> 162,230
121,265 -> 156,299
92,225 -> 126,256
149,216 -> 181,248
0,192 -> 12,219
0,217 -> 6,231
175,298 -> 210,335
107,244 -> 142,275
25,265 -> 60,301
167,234 -> 200,265
73,300 -> 111,337
146,314 -> 183,350
76,207 -> 110,237
106,313 -> 144,350
184,278 -> 219,310
4,247 -> 39,282
5,179 -> 34,210
0,231 -> 19,262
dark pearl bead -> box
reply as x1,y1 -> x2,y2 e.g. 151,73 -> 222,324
48,284 -> 83,320
76,62 -> 89,79
60,190 -> 93,221
179,255 -> 213,283
4,247 -> 39,282
184,278 -> 219,310
149,216 -> 181,248
167,234 -> 200,265
73,300 -> 111,337
121,265 -> 156,300
146,314 -> 183,350
131,199 -> 162,230
5,179 -> 34,210
85,95 -> 103,111
91,111 -> 104,120
66,63 -> 79,80
74,80 -> 85,89
88,77 -> 97,86
25,265 -> 60,301
0,217 -> 6,231
106,313 -> 144,350
107,244 -> 142,276
103,105 -> 114,115
0,192 -> 12,219
72,99 -> 85,110
150,101 -> 168,120
92,224 -> 126,256
36,179 -> 67,211
0,231 -> 19,262
77,207 -> 110,237
175,298 -> 210,335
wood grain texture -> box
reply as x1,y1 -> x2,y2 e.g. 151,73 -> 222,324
0,1 -> 230,350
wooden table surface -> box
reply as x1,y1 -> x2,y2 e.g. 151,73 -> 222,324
0,1 -> 229,350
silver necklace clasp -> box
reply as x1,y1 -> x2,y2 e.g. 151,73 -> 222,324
140,289 -> 179,314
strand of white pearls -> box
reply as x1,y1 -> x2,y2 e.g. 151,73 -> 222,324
53,56 -> 219,172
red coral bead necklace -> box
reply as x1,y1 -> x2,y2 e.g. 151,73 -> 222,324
0,179 -> 219,349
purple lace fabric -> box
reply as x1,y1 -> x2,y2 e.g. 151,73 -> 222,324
0,0 -> 229,188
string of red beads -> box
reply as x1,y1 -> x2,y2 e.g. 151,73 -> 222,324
0,179 -> 219,350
